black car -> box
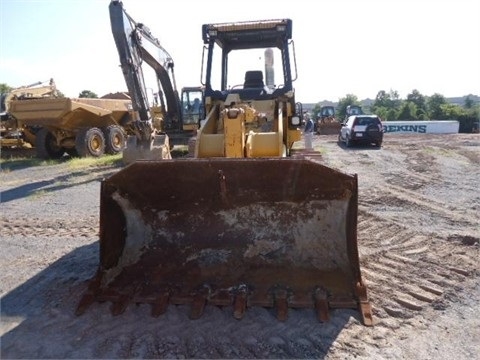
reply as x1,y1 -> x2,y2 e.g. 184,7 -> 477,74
339,115 -> 383,147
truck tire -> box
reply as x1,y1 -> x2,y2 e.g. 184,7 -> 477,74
75,127 -> 105,157
103,125 -> 126,154
35,128 -> 65,159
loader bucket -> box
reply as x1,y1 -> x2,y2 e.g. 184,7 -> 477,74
76,157 -> 372,326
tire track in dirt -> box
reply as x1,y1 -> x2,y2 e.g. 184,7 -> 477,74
377,167 -> 478,225
0,217 -> 99,238
1,134 -> 479,359
334,210 -> 479,355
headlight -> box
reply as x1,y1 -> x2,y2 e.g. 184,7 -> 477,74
290,116 -> 300,126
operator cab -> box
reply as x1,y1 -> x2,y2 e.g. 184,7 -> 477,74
181,87 -> 204,130
201,19 -> 297,102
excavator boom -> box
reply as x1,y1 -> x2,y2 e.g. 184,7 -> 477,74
109,0 -> 195,162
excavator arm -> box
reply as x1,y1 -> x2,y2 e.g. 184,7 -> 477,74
109,0 -> 182,143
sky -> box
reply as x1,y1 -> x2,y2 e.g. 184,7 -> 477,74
1,0 -> 479,104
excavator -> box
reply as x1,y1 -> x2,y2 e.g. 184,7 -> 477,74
109,0 -> 203,163
0,79 -> 58,147
76,0 -> 373,326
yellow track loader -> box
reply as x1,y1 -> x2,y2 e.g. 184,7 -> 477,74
316,106 -> 342,135
76,0 -> 373,326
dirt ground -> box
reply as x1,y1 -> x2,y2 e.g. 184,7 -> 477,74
1,133 -> 479,359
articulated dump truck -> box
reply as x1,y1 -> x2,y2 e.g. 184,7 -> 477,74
76,1 -> 372,326
8,96 -> 132,158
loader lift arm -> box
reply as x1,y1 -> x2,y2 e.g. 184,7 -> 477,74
109,0 -> 182,142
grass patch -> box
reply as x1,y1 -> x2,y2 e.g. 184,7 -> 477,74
1,153 -> 123,172
424,146 -> 456,157
67,154 -> 123,169
29,189 -> 47,200
171,145 -> 189,158
313,145 -> 327,154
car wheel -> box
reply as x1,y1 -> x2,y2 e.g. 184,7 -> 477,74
346,136 -> 352,148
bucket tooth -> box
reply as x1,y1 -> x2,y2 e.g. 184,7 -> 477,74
359,301 -> 374,326
273,288 -> 289,321
314,287 -> 330,323
233,285 -> 249,320
75,293 -> 95,316
151,292 -> 170,318
190,294 -> 207,320
75,275 -> 101,315
111,294 -> 130,316
356,282 -> 374,326
189,285 -> 211,320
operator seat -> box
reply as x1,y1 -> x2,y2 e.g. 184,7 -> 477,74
244,71 -> 265,88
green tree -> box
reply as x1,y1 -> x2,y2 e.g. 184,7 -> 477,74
337,94 -> 360,121
397,102 -> 418,120
406,89 -> 427,117
427,93 -> 447,119
386,108 -> 398,121
464,95 -> 474,109
0,83 -> 13,94
416,108 -> 429,120
373,107 -> 390,121
439,103 -> 464,120
371,89 -> 402,120
79,90 -> 98,98
311,103 -> 322,119
459,105 -> 480,132
372,89 -> 401,110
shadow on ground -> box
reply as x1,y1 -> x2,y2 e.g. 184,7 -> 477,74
1,166 -> 120,203
0,242 -> 358,359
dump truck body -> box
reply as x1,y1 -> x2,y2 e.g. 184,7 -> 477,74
77,158 -> 372,325
9,97 -> 132,130
8,97 -> 133,158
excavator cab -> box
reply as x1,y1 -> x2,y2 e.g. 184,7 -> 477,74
76,1 -> 372,326
180,86 -> 204,131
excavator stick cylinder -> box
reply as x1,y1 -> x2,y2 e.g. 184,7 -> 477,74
76,158 -> 372,325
